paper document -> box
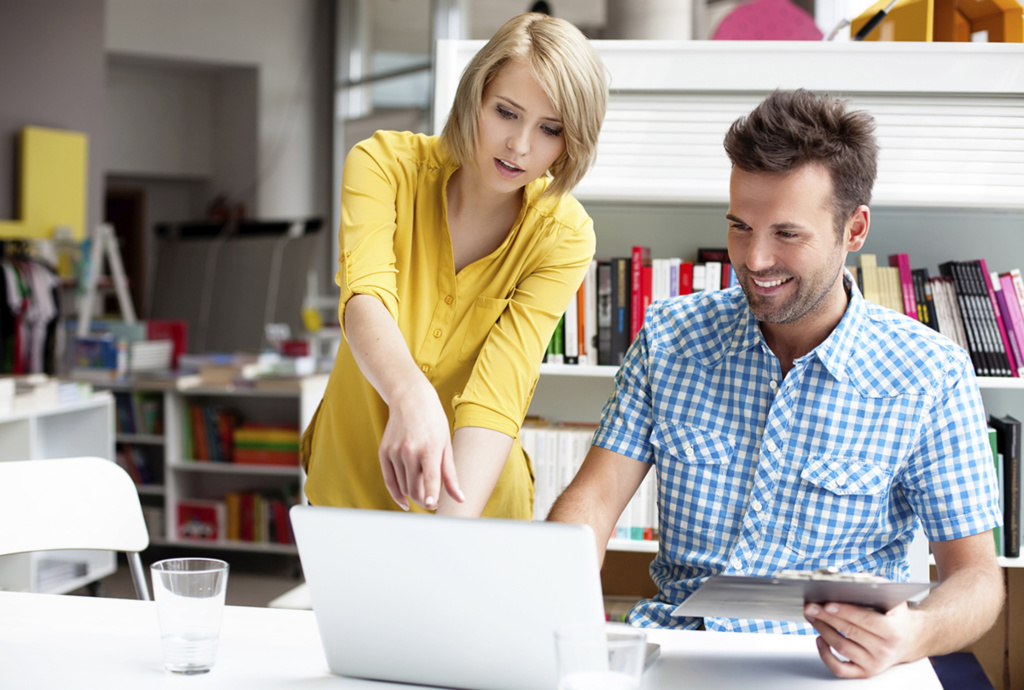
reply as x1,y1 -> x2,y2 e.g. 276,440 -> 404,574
671,570 -> 933,622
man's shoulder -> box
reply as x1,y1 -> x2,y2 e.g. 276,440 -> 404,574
645,288 -> 748,360
849,300 -> 973,392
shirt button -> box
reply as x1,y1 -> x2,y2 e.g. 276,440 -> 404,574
421,364 -> 430,373
444,295 -> 454,305
836,474 -> 847,486
433,329 -> 442,338
751,499 -> 762,513
731,558 -> 742,570
769,380 -> 778,391
765,439 -> 777,453
685,447 -> 696,458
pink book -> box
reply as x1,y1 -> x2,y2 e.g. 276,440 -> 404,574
1000,273 -> 1024,376
887,253 -> 918,319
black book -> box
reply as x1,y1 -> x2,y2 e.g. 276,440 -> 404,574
989,414 -> 1021,559
596,261 -> 613,366
964,259 -> 1013,377
608,257 -> 632,366
911,267 -> 939,331
938,261 -> 990,376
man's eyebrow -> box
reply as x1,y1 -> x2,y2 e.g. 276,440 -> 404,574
496,95 -> 562,124
726,213 -> 803,231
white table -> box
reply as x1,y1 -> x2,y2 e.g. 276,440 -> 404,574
0,591 -> 941,689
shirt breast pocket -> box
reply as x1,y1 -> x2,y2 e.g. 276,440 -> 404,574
650,423 -> 735,515
786,455 -> 894,559
457,296 -> 510,363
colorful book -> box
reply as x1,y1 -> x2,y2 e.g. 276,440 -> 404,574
977,258 -> 1015,377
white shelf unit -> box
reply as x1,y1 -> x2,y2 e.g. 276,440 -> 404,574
0,393 -> 117,593
164,375 -> 328,554
436,40 -> 1024,559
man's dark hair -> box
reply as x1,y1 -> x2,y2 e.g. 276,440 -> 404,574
723,89 -> 878,237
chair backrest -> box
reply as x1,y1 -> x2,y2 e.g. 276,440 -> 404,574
0,457 -> 151,598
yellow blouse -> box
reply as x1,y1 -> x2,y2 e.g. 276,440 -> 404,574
301,130 -> 596,519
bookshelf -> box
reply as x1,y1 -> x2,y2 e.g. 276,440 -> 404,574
0,393 -> 117,593
92,375 -> 327,555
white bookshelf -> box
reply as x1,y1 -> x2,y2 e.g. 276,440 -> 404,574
0,393 -> 117,593
92,375 -> 327,555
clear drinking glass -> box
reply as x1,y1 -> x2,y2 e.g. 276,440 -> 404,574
151,557 -> 229,674
555,621 -> 647,690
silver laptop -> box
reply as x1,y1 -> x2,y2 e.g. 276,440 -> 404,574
290,505 -> 607,690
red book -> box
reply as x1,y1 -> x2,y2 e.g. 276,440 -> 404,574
887,253 -> 918,319
630,245 -> 651,341
679,262 -> 694,295
146,319 -> 188,369
176,500 -> 224,542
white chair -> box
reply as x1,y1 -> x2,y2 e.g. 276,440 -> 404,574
0,457 -> 151,600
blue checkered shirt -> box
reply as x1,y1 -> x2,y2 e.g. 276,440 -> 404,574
593,273 -> 1002,634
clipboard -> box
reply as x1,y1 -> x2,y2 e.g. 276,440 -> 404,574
671,570 -> 934,622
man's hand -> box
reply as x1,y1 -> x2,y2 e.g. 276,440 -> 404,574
804,601 -> 923,679
378,381 -> 463,511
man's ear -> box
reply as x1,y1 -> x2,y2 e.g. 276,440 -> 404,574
846,205 -> 870,251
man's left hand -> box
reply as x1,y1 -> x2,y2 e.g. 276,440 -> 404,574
804,601 -> 923,679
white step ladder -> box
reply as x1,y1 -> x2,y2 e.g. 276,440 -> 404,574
76,223 -> 136,336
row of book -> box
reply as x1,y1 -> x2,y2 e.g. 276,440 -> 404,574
990,414 -> 1022,559
522,420 -> 658,541
546,247 -> 738,366
176,488 -> 299,545
182,402 -> 300,466
855,253 -> 1024,379
113,391 -> 164,436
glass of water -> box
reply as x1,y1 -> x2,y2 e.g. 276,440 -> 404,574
555,621 -> 647,690
151,557 -> 229,674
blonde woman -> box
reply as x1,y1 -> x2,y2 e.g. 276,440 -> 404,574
301,13 -> 608,519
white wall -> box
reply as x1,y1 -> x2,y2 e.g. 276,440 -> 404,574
105,0 -> 332,220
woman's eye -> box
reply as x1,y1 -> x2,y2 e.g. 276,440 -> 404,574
497,105 -> 515,119
542,125 -> 563,137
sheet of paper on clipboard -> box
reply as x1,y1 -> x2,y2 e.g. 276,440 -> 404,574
671,569 -> 934,623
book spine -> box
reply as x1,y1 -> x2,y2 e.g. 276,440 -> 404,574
976,259 -> 1014,376
888,253 -> 918,319
562,288 -> 579,365
939,262 -> 990,376
1000,273 -> 1024,376
596,261 -> 613,366
610,257 -> 632,366
583,260 -> 597,366
630,246 -> 649,342
679,262 -> 694,295
992,273 -> 1022,377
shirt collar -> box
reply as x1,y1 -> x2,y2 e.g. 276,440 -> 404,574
729,269 -> 863,382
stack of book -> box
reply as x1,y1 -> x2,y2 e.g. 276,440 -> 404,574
182,402 -> 238,462
113,390 -> 164,435
232,424 -> 300,466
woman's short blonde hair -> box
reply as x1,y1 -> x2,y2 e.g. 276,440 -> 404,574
440,12 -> 608,199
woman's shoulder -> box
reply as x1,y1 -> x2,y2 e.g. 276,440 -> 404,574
522,178 -> 592,233
351,130 -> 452,170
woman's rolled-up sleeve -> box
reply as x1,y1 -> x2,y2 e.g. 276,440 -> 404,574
335,134 -> 402,331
